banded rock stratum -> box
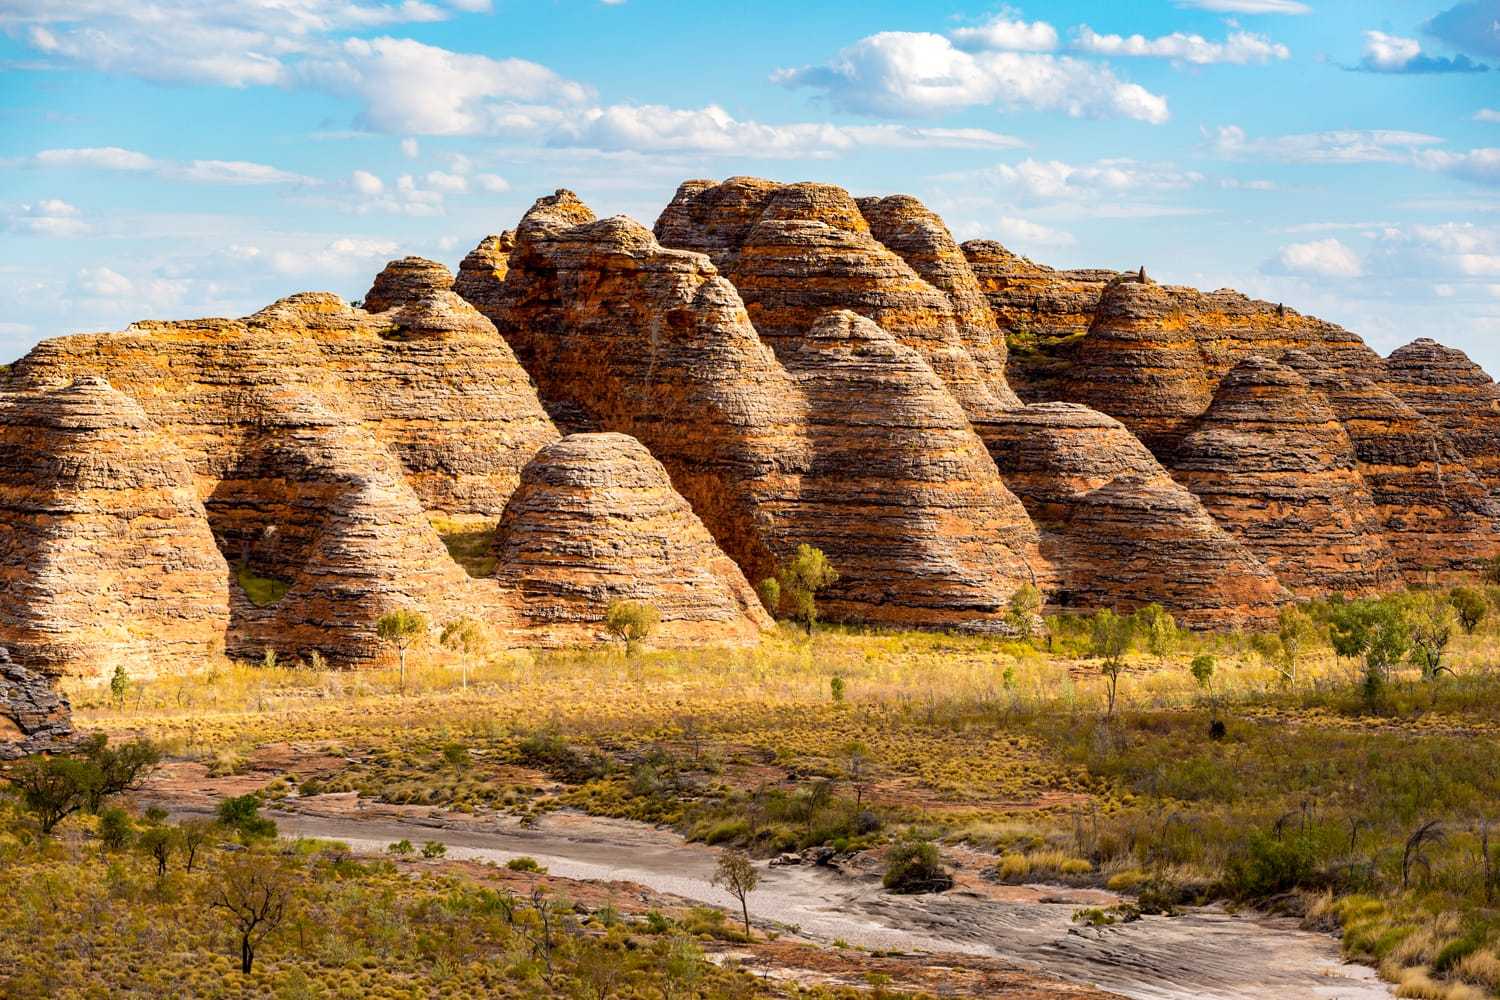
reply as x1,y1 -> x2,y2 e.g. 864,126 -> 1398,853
3,176 -> 1497,716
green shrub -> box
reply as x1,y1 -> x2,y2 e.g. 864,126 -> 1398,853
216,794 -> 277,842
882,837 -> 952,894
506,856 -> 546,873
97,807 -> 133,851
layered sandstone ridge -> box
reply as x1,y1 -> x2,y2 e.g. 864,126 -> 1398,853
464,190 -> 1042,629
1382,338 -> 1500,494
494,433 -> 772,646
0,647 -> 74,760
1171,356 -> 1400,596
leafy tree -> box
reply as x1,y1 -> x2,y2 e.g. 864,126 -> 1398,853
1005,583 -> 1042,640
376,609 -> 427,693
5,755 -> 95,834
881,835 -> 952,893
98,806 -> 134,851
137,824 -> 176,877
110,663 -> 129,707
603,599 -> 660,656
79,734 -> 162,812
845,740 -> 871,809
209,853 -> 295,974
1450,586 -> 1487,634
829,675 -> 846,703
1407,591 -> 1456,681
1190,653 -> 1216,690
178,817 -> 215,872
754,577 -> 780,616
770,544 -> 839,634
1273,607 -> 1320,689
710,848 -> 760,938
1089,609 -> 1135,716
1133,603 -> 1178,664
439,617 -> 486,689
216,794 -> 277,842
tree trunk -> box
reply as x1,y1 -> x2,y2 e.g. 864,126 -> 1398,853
241,936 -> 253,975
399,648 -> 406,694
740,896 -> 750,938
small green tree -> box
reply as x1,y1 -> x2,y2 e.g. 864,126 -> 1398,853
216,794 -> 278,842
1407,591 -> 1456,681
1273,606 -> 1320,689
755,577 -> 780,616
440,617 -> 486,689
109,663 -> 129,707
1090,609 -> 1135,716
773,544 -> 839,634
1190,653 -> 1216,690
1358,600 -> 1412,703
1133,604 -> 1178,665
1005,584 -> 1042,641
137,824 -> 176,877
178,817 -> 215,872
1450,586 -> 1487,634
604,600 -> 660,656
376,610 -> 427,693
830,675 -> 846,703
711,848 -> 760,939
5,755 -> 98,835
98,806 -> 134,851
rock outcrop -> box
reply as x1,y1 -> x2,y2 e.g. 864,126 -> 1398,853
361,256 -> 454,313
452,231 -> 515,315
654,178 -> 1017,422
1382,338 -> 1500,494
0,377 -> 229,676
463,191 -> 1043,628
0,647 -> 73,760
1280,350 -> 1500,582
1170,356 -> 1400,596
979,403 -> 1285,626
961,241 -> 1116,402
493,433 -> 770,646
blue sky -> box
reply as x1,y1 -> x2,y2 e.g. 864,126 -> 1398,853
2,0 -> 1498,370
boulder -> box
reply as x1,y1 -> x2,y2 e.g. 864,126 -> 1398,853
0,647 -> 74,760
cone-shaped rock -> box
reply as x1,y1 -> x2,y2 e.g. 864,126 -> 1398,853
493,433 -> 771,647
0,377 -> 229,678
453,231 -> 515,315
362,256 -> 454,313
1171,356 -> 1400,596
1383,338 -> 1500,494
980,402 -> 1285,626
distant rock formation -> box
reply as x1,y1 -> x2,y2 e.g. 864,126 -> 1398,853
361,256 -> 455,313
493,433 -> 770,646
1171,356 -> 1400,596
0,377 -> 229,676
981,402 -> 1285,626
0,647 -> 73,760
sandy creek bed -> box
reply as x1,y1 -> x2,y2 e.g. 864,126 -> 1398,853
153,792 -> 1392,1000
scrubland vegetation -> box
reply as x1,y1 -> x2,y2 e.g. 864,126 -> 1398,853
8,582 -> 1500,997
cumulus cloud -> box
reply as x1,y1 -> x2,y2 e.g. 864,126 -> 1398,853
992,216 -> 1076,248
950,16 -> 1058,52
1356,30 -> 1489,73
1478,108 -> 1500,122
775,30 -> 1169,123
1266,238 -> 1364,278
1073,27 -> 1290,64
1367,222 -> 1500,278
351,169 -> 384,195
33,146 -> 154,170
944,158 -> 1205,201
7,198 -> 89,237
73,265 -> 135,297
266,236 -> 401,275
1175,0 -> 1310,11
474,173 -> 510,192
1416,147 -> 1500,186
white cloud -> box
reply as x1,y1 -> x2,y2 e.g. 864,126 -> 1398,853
943,158 -> 1205,201
1368,222 -> 1500,278
1208,125 -> 1444,163
299,36 -> 593,135
351,169 -> 384,195
1268,238 -> 1364,278
475,173 -> 510,192
33,146 -> 155,170
1175,0 -> 1310,12
170,160 -> 315,185
73,266 -> 134,297
1478,109 -> 1500,123
992,216 -> 1076,248
1360,31 -> 1421,71
423,170 -> 468,193
267,236 -> 400,275
1073,27 -> 1289,64
400,137 -> 421,158
774,30 -> 1169,124
950,16 -> 1058,52
1416,148 -> 1500,187
7,198 -> 89,236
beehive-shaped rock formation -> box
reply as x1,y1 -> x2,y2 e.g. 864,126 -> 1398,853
1383,338 -> 1500,494
493,433 -> 771,646
1279,350 -> 1500,582
461,191 -> 1043,628
1171,356 -> 1400,596
979,402 -> 1285,625
0,377 -> 229,676
654,177 -> 1016,422
362,256 -> 455,313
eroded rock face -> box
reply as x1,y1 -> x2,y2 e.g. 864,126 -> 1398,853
453,231 -> 515,315
655,177 -> 1017,422
469,191 -> 1046,627
0,647 -> 74,760
0,377 -> 229,676
1171,356 -> 1400,596
961,240 -> 1116,402
362,256 -> 454,313
1383,338 -> 1500,494
979,402 -> 1285,626
1280,350 -> 1500,582
493,433 -> 770,646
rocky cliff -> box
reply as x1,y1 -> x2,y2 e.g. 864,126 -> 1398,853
0,647 -> 73,760
1382,338 -> 1500,495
